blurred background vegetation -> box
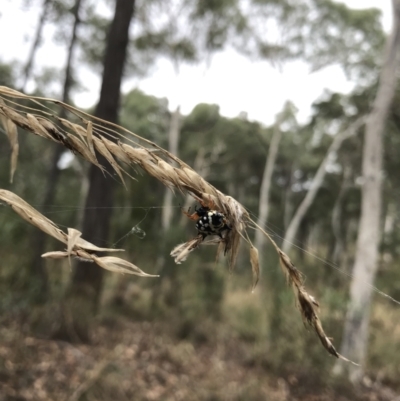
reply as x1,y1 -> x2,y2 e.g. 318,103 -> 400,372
0,0 -> 400,400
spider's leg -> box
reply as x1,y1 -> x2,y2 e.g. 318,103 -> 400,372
182,208 -> 199,221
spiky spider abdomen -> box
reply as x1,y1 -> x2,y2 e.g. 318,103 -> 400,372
183,204 -> 231,239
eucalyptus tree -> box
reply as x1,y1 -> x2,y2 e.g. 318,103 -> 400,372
334,0 -> 400,382
61,0 -> 136,342
254,101 -> 298,254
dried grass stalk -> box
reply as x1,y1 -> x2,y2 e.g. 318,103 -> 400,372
0,86 -> 355,363
0,189 -> 156,277
0,86 -> 249,274
250,246 -> 260,292
252,222 -> 358,365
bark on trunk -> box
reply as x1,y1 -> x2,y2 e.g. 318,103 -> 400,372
333,0 -> 400,382
282,117 -> 365,254
28,0 -> 83,304
254,117 -> 283,253
65,0 -> 135,342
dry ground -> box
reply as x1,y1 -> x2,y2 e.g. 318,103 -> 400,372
0,317 -> 399,401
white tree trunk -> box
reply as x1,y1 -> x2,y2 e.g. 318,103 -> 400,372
333,0 -> 400,382
254,119 -> 283,252
282,117 -> 365,254
162,106 -> 181,230
331,166 -> 352,265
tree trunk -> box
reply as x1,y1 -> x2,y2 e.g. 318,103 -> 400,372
161,106 -> 181,230
65,0 -> 135,342
20,0 -> 51,91
254,116 -> 283,253
331,166 -> 352,266
28,0 -> 83,304
333,0 -> 400,382
154,106 -> 181,311
282,117 -> 365,254
283,162 -> 295,230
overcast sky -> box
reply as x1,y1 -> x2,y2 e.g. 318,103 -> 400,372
0,0 -> 392,125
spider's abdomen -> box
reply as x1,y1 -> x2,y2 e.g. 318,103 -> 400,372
195,210 -> 229,237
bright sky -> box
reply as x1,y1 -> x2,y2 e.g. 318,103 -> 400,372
0,0 -> 392,126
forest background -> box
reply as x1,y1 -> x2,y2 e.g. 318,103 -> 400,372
0,0 -> 400,400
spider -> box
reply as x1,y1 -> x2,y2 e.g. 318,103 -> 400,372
183,201 -> 231,239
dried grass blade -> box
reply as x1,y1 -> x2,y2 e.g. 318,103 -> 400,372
91,256 -> 159,277
0,189 -> 123,253
0,114 -> 19,182
74,237 -> 123,253
93,137 -> 126,187
103,139 -> 131,165
26,114 -> 54,140
67,134 -> 102,169
170,235 -> 203,264
59,118 -> 88,144
0,86 -> 27,97
181,167 -> 205,191
0,189 -> 67,243
216,241 -> 224,264
43,250 -> 157,276
43,250 -> 94,263
0,104 -> 30,132
67,228 -> 82,267
157,160 -> 181,190
35,117 -> 63,139
227,230 -> 241,272
86,120 -> 95,157
278,250 -> 303,287
42,251 -> 70,259
250,246 -> 260,292
278,249 -> 357,364
0,189 -> 156,276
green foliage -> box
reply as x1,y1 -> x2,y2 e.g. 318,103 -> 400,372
120,88 -> 170,145
249,0 -> 384,80
0,62 -> 15,87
